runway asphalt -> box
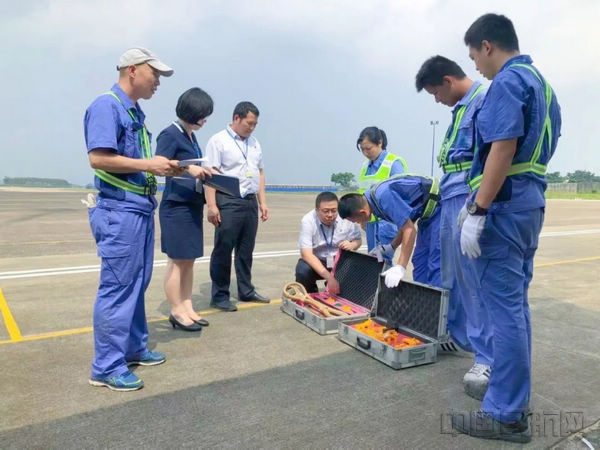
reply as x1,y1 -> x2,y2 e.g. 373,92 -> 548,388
0,188 -> 599,449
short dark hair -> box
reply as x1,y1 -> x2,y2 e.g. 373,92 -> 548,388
176,87 -> 214,124
464,13 -> 519,52
338,193 -> 364,219
315,191 -> 338,208
415,56 -> 466,92
233,101 -> 259,120
356,127 -> 387,151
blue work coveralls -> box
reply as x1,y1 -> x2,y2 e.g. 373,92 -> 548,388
438,82 -> 493,365
83,84 -> 157,379
362,150 -> 406,252
365,175 -> 441,287
468,55 -> 561,423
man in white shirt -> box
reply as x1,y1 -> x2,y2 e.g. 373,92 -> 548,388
204,102 -> 269,311
296,191 -> 362,293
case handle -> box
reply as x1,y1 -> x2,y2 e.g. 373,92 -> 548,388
294,309 -> 305,321
356,336 -> 371,350
409,348 -> 426,361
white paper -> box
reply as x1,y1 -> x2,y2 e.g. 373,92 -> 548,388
178,158 -> 207,167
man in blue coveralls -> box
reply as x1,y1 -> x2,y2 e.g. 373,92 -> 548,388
84,47 -> 181,391
338,174 -> 441,289
415,56 -> 493,401
451,14 -> 561,443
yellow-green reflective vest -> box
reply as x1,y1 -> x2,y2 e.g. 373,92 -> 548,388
468,64 -> 554,191
358,152 -> 408,222
437,84 -> 485,174
93,91 -> 157,196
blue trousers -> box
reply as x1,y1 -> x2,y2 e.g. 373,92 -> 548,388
366,219 -> 398,252
473,208 -> 544,423
411,209 -> 441,287
88,206 -> 154,378
441,195 -> 493,364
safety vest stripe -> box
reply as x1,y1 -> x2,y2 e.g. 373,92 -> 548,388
438,85 -> 485,173
468,64 -> 553,191
93,92 -> 156,196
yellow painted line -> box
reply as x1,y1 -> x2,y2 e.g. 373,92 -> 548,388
535,256 -> 600,268
0,299 -> 282,345
0,288 -> 23,341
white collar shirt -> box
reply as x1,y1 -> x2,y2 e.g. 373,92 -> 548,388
298,210 -> 361,260
204,125 -> 263,197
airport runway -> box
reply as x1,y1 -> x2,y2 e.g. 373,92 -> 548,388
0,188 -> 599,449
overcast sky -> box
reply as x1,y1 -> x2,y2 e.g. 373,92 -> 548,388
1,0 -> 598,186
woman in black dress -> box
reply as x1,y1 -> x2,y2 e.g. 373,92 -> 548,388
156,88 -> 214,331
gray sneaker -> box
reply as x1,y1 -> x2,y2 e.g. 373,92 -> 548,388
463,363 -> 491,400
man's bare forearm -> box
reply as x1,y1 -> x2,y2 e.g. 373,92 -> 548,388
88,149 -> 151,173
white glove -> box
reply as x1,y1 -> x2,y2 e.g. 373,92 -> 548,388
80,193 -> 96,208
382,265 -> 406,288
456,203 -> 468,228
369,244 -> 395,262
460,214 -> 486,258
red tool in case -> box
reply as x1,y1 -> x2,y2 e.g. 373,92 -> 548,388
281,249 -> 383,335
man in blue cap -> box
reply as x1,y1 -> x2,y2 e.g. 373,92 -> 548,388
84,47 -> 181,391
452,14 -> 561,443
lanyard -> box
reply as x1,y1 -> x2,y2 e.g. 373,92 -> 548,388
320,223 -> 336,249
173,121 -> 201,159
226,128 -> 248,161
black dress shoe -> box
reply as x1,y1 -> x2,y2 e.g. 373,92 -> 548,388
239,292 -> 270,303
168,315 -> 203,332
209,301 -> 238,312
451,410 -> 531,443
194,318 -> 210,327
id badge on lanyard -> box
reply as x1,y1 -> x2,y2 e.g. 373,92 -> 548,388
227,129 -> 253,178
320,224 -> 336,268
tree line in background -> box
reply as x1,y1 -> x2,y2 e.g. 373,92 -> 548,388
546,170 -> 600,183
329,170 -> 600,188
1,171 -> 598,190
2,177 -> 71,187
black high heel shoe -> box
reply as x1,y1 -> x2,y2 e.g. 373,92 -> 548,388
194,318 -> 209,327
169,314 -> 202,332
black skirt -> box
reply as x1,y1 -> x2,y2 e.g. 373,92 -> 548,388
159,200 -> 204,259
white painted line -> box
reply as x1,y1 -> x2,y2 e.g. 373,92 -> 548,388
0,250 -> 301,280
2,228 -> 599,281
539,229 -> 600,238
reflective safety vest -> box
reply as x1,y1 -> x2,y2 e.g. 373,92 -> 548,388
358,152 -> 408,222
93,91 -> 157,196
468,64 -> 554,191
437,84 -> 485,174
368,173 -> 440,223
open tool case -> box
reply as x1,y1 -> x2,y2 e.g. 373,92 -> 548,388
281,249 -> 383,335
338,279 -> 449,369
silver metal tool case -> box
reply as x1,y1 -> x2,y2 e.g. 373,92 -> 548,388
338,278 -> 449,369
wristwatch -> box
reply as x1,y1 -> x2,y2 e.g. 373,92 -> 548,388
467,200 -> 488,216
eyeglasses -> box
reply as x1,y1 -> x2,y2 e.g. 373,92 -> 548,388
197,118 -> 207,126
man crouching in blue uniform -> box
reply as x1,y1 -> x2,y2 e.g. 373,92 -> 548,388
451,14 -> 561,442
338,174 -> 441,289
84,48 -> 181,391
